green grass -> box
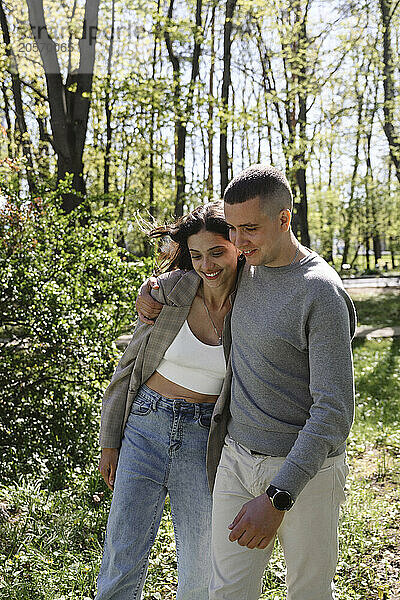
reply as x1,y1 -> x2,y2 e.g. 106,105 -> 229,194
336,338 -> 400,600
0,477 -> 177,600
1,304 -> 399,599
0,474 -> 106,600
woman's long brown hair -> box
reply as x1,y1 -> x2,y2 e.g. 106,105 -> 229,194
150,202 -> 230,273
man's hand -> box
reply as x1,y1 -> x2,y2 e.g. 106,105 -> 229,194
228,493 -> 285,549
136,277 -> 163,324
99,448 -> 119,491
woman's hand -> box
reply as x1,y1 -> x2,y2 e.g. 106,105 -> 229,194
136,277 -> 163,324
99,448 -> 119,491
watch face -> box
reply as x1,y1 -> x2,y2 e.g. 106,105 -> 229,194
273,490 -> 292,511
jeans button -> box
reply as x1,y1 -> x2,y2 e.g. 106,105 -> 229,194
214,414 -> 222,423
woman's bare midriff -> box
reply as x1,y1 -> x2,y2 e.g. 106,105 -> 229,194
145,371 -> 218,404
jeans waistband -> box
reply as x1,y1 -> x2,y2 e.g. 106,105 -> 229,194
138,383 -> 215,414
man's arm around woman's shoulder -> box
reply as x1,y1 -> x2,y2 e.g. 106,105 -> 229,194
137,269 -> 188,322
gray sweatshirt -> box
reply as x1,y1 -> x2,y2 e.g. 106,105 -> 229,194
227,251 -> 356,499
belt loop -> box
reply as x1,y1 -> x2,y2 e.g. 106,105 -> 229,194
152,396 -> 158,411
194,403 -> 200,419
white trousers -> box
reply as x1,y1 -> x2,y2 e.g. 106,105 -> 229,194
210,435 -> 349,600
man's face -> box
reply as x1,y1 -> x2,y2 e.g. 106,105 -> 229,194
224,196 -> 286,267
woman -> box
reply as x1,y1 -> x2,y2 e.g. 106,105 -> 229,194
96,202 -> 242,600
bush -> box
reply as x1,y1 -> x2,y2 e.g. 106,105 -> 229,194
0,186 -> 153,488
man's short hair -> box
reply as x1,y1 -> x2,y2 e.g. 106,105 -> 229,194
223,164 -> 293,217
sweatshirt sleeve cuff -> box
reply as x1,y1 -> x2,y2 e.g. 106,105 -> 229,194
270,459 -> 313,501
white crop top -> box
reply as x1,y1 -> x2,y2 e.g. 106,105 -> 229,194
156,320 -> 226,395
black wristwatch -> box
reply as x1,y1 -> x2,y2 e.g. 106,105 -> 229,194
266,485 -> 294,511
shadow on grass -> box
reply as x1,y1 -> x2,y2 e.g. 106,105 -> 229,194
353,337 -> 400,427
352,292 -> 400,328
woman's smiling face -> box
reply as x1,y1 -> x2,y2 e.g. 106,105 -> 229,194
187,230 -> 240,290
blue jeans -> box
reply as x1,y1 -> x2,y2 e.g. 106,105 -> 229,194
96,384 -> 214,600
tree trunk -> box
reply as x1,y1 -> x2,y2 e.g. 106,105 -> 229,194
341,64 -> 366,268
0,0 -> 37,195
279,10 -> 298,231
207,1 -> 216,200
26,0 -> 100,212
175,124 -> 187,217
364,230 -> 370,271
294,164 -> 309,246
291,2 -> 310,246
164,0 -> 202,216
389,236 -> 396,269
372,233 -> 382,266
148,0 -> 161,221
1,83 -> 12,158
366,78 -> 381,269
103,0 -> 115,197
341,134 -> 361,266
220,0 -> 236,196
379,0 -> 400,184
255,22 -> 285,168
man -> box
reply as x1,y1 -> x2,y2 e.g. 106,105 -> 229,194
138,165 -> 356,600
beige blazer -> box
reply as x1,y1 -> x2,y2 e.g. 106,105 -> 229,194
99,267 -> 241,492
